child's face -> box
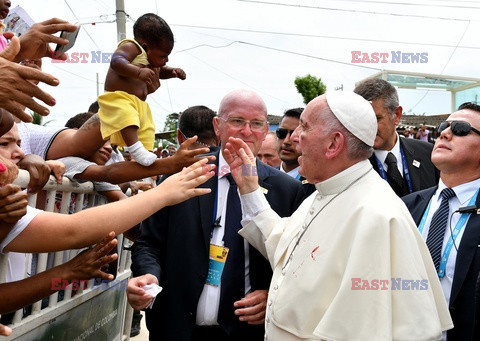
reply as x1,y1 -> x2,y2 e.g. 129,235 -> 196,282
89,141 -> 113,166
0,0 -> 11,20
146,39 -> 173,68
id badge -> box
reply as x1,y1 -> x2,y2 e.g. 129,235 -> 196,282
206,244 -> 229,286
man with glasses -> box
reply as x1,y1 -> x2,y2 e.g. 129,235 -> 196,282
403,102 -> 480,341
127,89 -> 307,340
275,108 -> 304,180
354,78 -> 439,197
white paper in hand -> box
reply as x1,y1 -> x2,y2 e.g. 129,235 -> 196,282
142,283 -> 162,309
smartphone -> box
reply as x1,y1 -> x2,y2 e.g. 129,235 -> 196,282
54,26 -> 80,55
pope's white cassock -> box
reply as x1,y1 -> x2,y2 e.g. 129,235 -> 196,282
239,159 -> 453,341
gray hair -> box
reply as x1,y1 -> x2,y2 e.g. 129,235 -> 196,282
354,78 -> 399,119
321,105 -> 373,159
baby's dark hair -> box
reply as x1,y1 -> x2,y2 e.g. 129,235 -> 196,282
133,13 -> 174,47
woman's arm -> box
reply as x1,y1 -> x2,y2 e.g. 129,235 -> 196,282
5,158 -> 215,253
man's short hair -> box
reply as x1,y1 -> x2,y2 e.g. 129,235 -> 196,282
283,108 -> 303,119
65,112 -> 94,129
458,102 -> 480,113
353,78 -> 399,119
178,105 -> 217,145
88,101 -> 99,114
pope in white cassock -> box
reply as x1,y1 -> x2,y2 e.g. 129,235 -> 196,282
223,91 -> 453,341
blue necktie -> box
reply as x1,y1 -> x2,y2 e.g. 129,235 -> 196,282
426,188 -> 456,271
218,173 -> 245,333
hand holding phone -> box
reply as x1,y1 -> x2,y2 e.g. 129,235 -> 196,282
54,26 -> 80,56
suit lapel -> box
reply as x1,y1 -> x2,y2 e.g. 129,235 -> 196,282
400,138 -> 420,192
450,192 -> 480,304
409,187 -> 437,225
198,151 -> 219,252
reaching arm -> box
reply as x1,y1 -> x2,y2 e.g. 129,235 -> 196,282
15,18 -> 78,62
0,36 -> 59,122
65,137 -> 213,184
159,66 -> 186,80
5,158 -> 216,253
0,232 -> 117,314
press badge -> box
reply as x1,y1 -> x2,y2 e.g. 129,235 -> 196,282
206,244 -> 229,286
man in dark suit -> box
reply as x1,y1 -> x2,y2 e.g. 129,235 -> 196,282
276,107 -> 303,180
354,78 -> 439,196
403,102 -> 480,340
127,89 -> 308,341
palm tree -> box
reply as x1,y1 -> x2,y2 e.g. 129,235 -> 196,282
30,111 -> 54,126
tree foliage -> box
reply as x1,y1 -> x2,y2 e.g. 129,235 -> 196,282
294,74 -> 327,105
30,111 -> 54,126
162,112 -> 179,144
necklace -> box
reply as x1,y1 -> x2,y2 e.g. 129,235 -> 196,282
281,168 -> 372,271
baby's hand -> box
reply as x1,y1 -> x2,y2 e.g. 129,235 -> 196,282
137,68 -> 156,85
172,68 -> 186,80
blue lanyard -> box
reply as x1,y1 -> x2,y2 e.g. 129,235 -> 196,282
375,145 -> 413,193
418,189 -> 479,278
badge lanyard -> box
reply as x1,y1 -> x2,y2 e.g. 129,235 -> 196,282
206,177 -> 229,287
375,145 -> 413,194
418,188 -> 479,278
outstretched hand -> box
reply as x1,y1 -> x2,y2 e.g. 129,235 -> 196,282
64,231 -> 118,282
0,34 -> 59,122
170,136 -> 215,171
224,137 -> 259,194
15,18 -> 78,62
158,157 -> 215,206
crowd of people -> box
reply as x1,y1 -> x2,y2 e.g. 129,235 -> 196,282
0,3 -> 480,341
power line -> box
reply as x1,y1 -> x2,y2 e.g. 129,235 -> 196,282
64,0 -> 101,49
179,40 -> 382,71
236,0 -> 478,22
410,21 -> 470,110
320,0 -> 480,10
183,51 -> 294,106
172,23 -> 480,50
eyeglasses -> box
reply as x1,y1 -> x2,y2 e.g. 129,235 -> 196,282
219,117 -> 267,131
275,128 -> 295,139
437,121 -> 480,137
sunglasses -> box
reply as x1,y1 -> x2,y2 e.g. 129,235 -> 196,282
437,121 -> 480,137
276,128 -> 295,139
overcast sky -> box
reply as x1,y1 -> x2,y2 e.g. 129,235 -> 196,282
11,0 -> 480,129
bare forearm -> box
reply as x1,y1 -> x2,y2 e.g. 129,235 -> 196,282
102,158 -> 176,184
0,265 -> 70,314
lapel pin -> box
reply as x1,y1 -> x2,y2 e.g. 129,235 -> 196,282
260,186 -> 268,195
412,160 -> 421,168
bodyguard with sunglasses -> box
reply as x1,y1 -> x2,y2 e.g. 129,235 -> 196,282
354,78 -> 440,197
275,108 -> 304,181
403,102 -> 480,341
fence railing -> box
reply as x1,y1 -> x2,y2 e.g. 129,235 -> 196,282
0,169 -> 134,340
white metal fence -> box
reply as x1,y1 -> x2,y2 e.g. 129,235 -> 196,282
0,170 -> 134,340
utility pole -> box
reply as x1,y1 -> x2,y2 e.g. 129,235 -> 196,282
96,72 -> 99,97
116,0 -> 126,42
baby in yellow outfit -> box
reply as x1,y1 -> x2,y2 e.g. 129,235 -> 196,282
98,13 -> 185,166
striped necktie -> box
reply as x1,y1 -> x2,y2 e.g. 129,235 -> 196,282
426,188 -> 456,271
